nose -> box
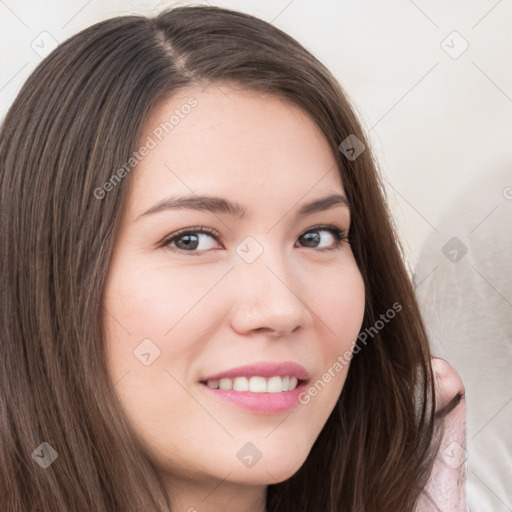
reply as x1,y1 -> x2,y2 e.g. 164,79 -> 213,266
228,244 -> 312,338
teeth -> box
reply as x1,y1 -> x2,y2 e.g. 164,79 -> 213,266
219,378 -> 232,391
233,377 -> 249,391
204,375 -> 299,392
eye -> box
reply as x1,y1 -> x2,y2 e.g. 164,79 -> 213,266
161,224 -> 350,255
295,225 -> 350,251
162,226 -> 221,255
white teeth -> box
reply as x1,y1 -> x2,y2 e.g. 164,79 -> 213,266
233,377 -> 249,391
249,376 -> 267,393
204,375 -> 300,392
219,378 -> 233,390
267,376 -> 283,393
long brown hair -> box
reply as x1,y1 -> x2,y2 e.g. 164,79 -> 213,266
0,5 -> 440,511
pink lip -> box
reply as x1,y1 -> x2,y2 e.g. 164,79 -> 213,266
200,361 -> 309,382
199,380 -> 309,415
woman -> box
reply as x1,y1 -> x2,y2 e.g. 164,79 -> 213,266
0,5 -> 467,511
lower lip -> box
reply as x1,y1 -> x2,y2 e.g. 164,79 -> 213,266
199,381 -> 308,414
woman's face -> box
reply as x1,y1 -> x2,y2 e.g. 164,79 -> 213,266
102,83 -> 365,493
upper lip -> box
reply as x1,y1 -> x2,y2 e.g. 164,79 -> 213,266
200,361 -> 309,382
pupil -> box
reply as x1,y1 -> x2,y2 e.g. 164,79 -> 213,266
178,234 -> 198,250
302,232 -> 319,247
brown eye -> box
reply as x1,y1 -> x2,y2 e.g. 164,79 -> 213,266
296,226 -> 349,250
163,227 -> 221,253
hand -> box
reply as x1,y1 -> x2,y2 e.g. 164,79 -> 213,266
415,357 -> 469,512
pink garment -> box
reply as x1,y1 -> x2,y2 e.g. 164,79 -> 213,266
415,358 -> 469,511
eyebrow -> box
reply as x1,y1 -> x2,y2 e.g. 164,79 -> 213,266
136,193 -> 350,221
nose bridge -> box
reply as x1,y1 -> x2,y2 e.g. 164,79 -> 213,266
230,234 -> 310,335
236,233 -> 293,290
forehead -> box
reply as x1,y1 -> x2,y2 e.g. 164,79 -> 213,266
128,83 -> 344,213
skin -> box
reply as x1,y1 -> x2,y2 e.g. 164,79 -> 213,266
102,82 -> 366,512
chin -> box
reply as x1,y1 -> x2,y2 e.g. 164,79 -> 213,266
229,452 -> 308,486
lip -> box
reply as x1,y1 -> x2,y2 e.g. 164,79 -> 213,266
199,380 -> 309,414
200,361 -> 309,382
199,361 -> 310,415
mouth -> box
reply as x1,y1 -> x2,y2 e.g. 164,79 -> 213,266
198,376 -> 310,415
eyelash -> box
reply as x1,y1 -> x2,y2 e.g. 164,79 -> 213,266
160,224 -> 350,255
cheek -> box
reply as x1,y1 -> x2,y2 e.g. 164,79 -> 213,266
102,255 -> 230,390
312,259 -> 366,350
101,260 -> 223,450
329,274 -> 365,333
104,255 -> 223,340
294,260 -> 365,407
